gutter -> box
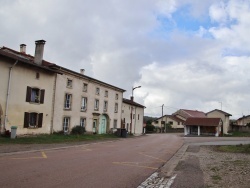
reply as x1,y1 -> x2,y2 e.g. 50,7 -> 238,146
2,60 -> 18,133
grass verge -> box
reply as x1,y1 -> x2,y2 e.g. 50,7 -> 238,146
225,131 -> 250,137
0,134 -> 120,144
217,144 -> 250,154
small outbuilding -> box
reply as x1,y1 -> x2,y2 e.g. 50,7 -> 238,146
184,117 -> 223,137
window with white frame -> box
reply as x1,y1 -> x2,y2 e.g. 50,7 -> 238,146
26,86 -> 45,104
67,79 -> 73,88
63,117 -> 70,133
83,83 -> 88,92
105,90 -> 108,97
94,99 -> 99,110
96,87 -> 100,95
104,101 -> 108,112
80,117 -> 86,127
64,93 -> 72,109
24,112 -> 43,128
115,93 -> 118,100
81,97 -> 87,111
114,103 -> 118,113
113,119 -> 117,129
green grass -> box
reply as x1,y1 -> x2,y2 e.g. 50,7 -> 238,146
0,133 -> 120,144
225,131 -> 250,137
217,144 -> 250,154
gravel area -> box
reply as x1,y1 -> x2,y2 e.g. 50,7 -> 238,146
198,146 -> 250,188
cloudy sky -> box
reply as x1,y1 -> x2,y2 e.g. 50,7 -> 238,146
1,0 -> 250,119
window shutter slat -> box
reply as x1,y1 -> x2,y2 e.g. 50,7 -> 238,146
40,89 -> 45,104
38,113 -> 43,128
24,112 -> 29,128
26,86 -> 31,102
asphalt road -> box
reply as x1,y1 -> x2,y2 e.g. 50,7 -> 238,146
0,134 -> 183,188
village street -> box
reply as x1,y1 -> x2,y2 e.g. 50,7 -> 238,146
1,134 -> 250,188
0,134 -> 183,188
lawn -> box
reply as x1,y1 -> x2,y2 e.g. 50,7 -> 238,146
0,133 -> 120,144
217,144 -> 250,154
225,131 -> 250,137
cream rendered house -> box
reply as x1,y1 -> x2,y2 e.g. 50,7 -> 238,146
0,41 -> 58,135
206,109 -> 232,134
0,40 -> 125,135
51,66 -> 125,134
152,115 -> 184,130
122,98 -> 145,135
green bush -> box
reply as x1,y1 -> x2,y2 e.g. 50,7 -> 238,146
71,126 -> 86,135
146,124 -> 155,132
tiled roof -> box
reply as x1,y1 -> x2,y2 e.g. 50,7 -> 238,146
0,45 -> 126,92
237,115 -> 250,121
181,109 -> 206,117
206,109 -> 232,116
185,117 -> 221,126
123,98 -> 145,108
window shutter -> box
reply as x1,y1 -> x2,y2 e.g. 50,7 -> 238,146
40,89 -> 45,104
38,113 -> 43,128
24,112 -> 29,128
26,86 -> 31,102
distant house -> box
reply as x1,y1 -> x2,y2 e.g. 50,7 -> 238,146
184,117 -> 223,137
236,115 -> 250,126
152,115 -> 185,130
206,109 -> 232,134
122,98 -> 145,135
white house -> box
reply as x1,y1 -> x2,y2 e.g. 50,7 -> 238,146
122,97 -> 145,135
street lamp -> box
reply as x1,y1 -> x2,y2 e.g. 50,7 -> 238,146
132,86 -> 141,99
130,86 -> 141,134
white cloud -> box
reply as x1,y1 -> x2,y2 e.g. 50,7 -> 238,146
1,0 -> 250,119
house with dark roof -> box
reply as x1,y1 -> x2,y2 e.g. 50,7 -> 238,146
172,109 -> 206,121
206,109 -> 232,134
236,115 -> 250,126
0,40 -> 126,135
184,117 -> 223,137
122,97 -> 145,135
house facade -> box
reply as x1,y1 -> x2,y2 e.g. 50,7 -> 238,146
206,109 -> 232,134
237,115 -> 250,126
0,40 -> 126,135
152,115 -> 185,129
0,41 -> 58,134
122,98 -> 145,135
52,67 -> 125,134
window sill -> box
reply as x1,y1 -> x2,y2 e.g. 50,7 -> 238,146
94,109 -> 99,111
81,109 -> 87,112
29,102 -> 40,105
64,108 -> 72,111
27,126 -> 39,129
66,86 -> 72,89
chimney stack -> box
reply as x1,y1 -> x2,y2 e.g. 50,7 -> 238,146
34,40 -> 46,65
131,96 -> 134,101
80,69 -> 85,75
20,44 -> 26,54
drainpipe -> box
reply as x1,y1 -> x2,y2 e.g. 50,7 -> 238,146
2,60 -> 18,133
50,73 -> 57,134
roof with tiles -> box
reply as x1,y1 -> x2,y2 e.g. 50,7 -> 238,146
185,117 -> 222,126
0,44 -> 126,92
123,98 -> 145,108
181,109 -> 206,117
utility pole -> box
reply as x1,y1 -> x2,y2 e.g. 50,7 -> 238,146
161,104 -> 164,133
